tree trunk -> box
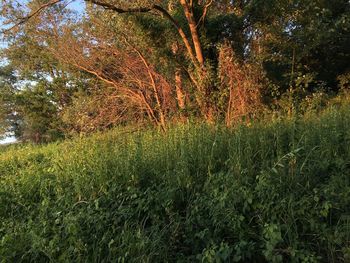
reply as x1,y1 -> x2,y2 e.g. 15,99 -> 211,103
179,0 -> 205,66
175,68 -> 186,110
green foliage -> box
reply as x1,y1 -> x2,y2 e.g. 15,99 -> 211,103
0,64 -> 89,143
14,81 -> 64,143
337,71 -> 350,90
1,105 -> 349,262
0,66 -> 14,132
0,77 -> 65,143
256,0 -> 350,96
1,0 -> 349,138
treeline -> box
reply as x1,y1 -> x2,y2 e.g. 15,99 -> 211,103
0,0 -> 349,142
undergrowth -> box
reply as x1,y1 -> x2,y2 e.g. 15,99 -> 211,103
0,105 -> 350,262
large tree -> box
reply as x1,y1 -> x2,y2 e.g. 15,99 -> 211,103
1,0 -> 249,123
1,0 -> 348,137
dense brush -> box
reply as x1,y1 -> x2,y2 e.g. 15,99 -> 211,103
0,106 -> 349,262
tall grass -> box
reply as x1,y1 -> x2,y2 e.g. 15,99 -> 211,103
0,106 -> 350,262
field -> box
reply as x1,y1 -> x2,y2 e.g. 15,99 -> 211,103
1,106 -> 350,262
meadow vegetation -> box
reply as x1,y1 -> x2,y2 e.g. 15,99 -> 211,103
1,103 -> 349,262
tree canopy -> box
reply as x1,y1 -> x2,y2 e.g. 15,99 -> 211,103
0,0 -> 349,142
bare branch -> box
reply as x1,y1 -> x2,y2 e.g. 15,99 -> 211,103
88,0 -> 152,13
122,36 -> 166,130
2,0 -> 199,67
1,0 -> 63,33
196,0 -> 213,28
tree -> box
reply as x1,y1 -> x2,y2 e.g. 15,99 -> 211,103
248,0 -> 350,96
14,81 -> 65,143
1,0 -> 246,122
2,0 -> 348,136
0,71 -> 66,143
0,65 -> 18,139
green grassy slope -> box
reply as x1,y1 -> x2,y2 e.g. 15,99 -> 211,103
1,107 -> 350,262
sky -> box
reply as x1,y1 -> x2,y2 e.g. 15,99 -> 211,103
0,136 -> 16,145
68,0 -> 85,13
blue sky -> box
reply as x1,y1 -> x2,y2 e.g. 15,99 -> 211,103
68,0 -> 85,13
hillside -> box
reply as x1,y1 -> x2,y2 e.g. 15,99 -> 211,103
1,106 -> 350,262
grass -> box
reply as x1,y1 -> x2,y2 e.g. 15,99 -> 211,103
0,105 -> 350,262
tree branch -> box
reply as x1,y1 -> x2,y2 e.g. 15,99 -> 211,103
87,1 -> 199,66
3,0 -> 199,67
88,0 -> 153,13
2,0 -> 62,33
180,0 -> 205,65
196,0 -> 213,28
